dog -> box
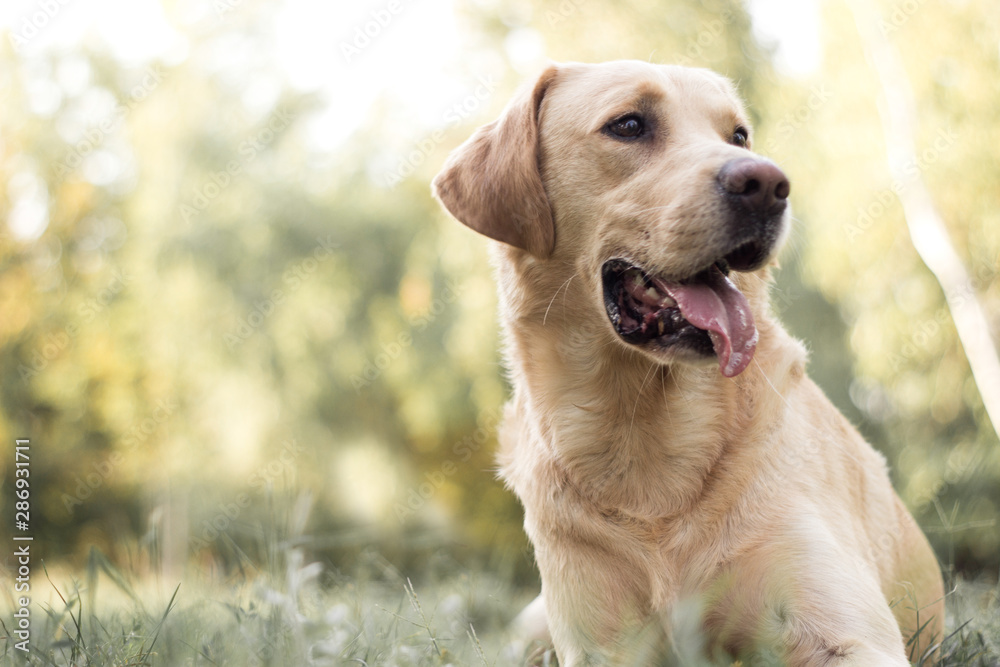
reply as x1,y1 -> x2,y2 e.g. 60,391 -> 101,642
432,60 -> 944,666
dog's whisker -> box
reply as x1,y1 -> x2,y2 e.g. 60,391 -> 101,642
543,273 -> 577,326
752,357 -> 793,412
660,366 -> 676,432
753,360 -> 872,474
625,361 -> 659,445
669,366 -> 698,415
631,204 -> 674,217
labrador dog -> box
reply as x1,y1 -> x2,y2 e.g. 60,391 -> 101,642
432,60 -> 944,666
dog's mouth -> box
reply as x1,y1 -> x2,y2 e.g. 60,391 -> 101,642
602,257 -> 759,377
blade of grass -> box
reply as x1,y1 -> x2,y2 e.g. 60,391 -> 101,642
42,560 -> 87,658
143,582 -> 181,661
89,547 -> 142,606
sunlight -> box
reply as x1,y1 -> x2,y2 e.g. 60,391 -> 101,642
746,0 -> 822,77
1,0 -> 466,152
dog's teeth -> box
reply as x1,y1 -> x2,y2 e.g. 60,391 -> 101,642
661,295 -> 677,307
645,287 -> 660,301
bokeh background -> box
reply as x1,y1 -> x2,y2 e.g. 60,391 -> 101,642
1,0 -> 998,608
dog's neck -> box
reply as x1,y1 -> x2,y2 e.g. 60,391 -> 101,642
494,248 -> 807,519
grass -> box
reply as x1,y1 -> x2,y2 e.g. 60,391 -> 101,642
1,546 -> 539,666
4,555 -> 998,666
934,577 -> 1000,667
2,496 -> 998,666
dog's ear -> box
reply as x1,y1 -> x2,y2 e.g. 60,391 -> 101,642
432,65 -> 558,259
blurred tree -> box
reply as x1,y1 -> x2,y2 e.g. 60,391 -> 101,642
760,0 -> 1000,572
0,0 -> 996,588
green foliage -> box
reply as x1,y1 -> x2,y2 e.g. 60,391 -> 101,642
0,0 -> 996,640
756,0 -> 1000,571
4,551 -> 999,665
0,8 -> 519,574
2,501 -> 539,666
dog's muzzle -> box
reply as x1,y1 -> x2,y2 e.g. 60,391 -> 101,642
601,159 -> 789,377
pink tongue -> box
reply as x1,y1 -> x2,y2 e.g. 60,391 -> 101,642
654,267 -> 758,377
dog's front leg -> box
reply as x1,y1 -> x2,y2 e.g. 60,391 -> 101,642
529,524 -> 660,666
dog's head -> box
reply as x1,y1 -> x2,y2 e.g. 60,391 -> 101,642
433,60 -> 790,378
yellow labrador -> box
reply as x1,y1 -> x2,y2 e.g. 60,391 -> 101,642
433,60 -> 944,666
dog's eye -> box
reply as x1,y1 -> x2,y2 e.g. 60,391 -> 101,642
607,115 -> 645,139
731,126 -> 750,148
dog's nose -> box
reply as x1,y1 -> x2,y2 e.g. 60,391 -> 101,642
718,158 -> 790,210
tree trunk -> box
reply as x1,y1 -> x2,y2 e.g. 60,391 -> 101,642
847,0 -> 1000,440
